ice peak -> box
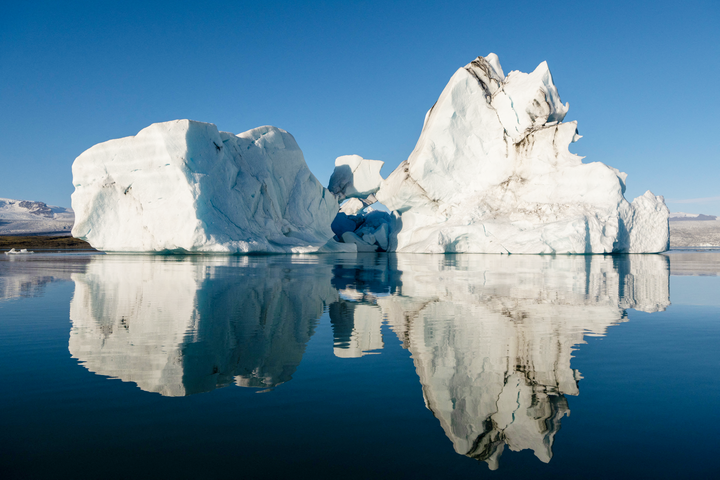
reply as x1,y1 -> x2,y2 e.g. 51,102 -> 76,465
464,55 -> 505,98
373,53 -> 669,254
484,52 -> 505,79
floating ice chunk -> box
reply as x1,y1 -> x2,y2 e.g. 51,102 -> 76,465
332,208 -> 393,252
4,248 -> 33,255
328,155 -> 384,201
71,120 -> 349,253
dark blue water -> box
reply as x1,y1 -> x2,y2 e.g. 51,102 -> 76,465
1,252 -> 718,479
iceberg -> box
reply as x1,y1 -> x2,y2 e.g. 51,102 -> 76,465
4,248 -> 33,255
71,120 -> 347,253
367,54 -> 669,253
71,54 -> 669,255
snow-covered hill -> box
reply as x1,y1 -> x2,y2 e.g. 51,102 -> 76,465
669,212 -> 717,221
670,219 -> 720,247
0,198 -> 74,235
667,212 -> 720,247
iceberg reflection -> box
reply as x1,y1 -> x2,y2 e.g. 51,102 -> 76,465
67,253 -> 670,469
345,254 -> 670,469
69,255 -> 338,396
0,255 -> 91,301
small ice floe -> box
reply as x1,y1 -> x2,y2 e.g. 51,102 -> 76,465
4,248 -> 34,255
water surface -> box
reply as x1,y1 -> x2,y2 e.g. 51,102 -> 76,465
1,252 -> 718,478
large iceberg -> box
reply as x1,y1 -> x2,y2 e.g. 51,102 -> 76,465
351,54 -> 667,253
71,120 -> 345,253
72,54 -> 669,255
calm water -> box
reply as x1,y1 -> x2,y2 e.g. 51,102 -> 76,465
1,252 -> 719,479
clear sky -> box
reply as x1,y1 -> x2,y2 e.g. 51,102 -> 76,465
1,0 -> 719,214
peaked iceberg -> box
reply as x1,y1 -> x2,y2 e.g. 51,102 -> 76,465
372,54 -> 669,253
72,120 -> 345,253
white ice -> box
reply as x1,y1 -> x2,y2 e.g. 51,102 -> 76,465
328,155 -> 384,201
70,54 -> 670,255
370,54 -> 669,254
71,120 -> 354,253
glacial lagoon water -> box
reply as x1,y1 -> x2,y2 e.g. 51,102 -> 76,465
1,252 -> 719,479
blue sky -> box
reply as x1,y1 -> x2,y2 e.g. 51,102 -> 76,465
1,0 -> 719,214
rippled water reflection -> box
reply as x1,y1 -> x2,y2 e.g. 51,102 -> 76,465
1,252 -> 718,478
68,254 -> 669,468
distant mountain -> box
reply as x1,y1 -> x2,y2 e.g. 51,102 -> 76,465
0,198 -> 74,235
669,212 -> 718,222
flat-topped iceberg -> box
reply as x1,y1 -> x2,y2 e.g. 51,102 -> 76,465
72,120 -> 346,253
352,54 -> 668,254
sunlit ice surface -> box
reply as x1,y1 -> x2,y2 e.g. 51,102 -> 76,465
1,251 -> 719,478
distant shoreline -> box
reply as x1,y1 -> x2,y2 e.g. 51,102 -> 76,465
0,235 -> 95,250
669,216 -> 718,222
2,223 -> 718,252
